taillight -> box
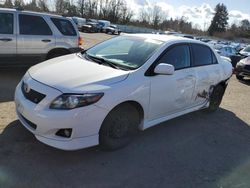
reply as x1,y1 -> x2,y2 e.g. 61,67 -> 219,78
78,37 -> 83,46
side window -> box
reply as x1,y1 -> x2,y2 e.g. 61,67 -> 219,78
192,44 -> 213,66
158,45 -> 191,70
19,14 -> 52,35
0,13 -> 13,34
51,18 -> 77,36
212,51 -> 218,64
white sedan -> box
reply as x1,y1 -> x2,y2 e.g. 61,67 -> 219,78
15,34 -> 232,150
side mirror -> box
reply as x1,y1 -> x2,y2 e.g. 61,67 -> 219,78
154,63 -> 175,75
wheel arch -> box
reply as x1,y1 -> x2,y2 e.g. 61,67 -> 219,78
46,48 -> 70,60
101,100 -> 145,131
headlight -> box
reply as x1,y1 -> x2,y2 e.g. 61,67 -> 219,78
50,93 -> 104,110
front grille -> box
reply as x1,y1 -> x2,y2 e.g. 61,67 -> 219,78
21,82 -> 46,104
20,114 -> 37,130
244,65 -> 250,71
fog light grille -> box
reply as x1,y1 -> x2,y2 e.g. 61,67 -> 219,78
56,129 -> 72,138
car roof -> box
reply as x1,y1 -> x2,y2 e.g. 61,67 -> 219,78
0,8 -> 63,18
126,34 -> 207,46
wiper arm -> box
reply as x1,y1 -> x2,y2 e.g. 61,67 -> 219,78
86,54 -> 122,70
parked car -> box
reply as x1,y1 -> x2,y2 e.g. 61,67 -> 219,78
235,57 -> 250,80
215,46 -> 237,57
81,22 -> 100,33
98,20 -> 110,32
71,16 -> 86,31
214,45 -> 245,67
15,34 -> 232,151
239,45 -> 250,57
0,8 -> 83,67
104,24 -> 121,35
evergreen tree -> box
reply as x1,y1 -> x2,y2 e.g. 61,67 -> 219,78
208,3 -> 229,36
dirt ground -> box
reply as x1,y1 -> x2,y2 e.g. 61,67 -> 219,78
0,33 -> 250,188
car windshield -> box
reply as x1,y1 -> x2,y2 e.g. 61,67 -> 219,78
84,36 -> 164,70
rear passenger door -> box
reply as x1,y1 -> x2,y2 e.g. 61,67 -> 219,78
17,13 -> 55,64
191,43 -> 221,105
0,12 -> 17,65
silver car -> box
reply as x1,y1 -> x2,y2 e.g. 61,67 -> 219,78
0,8 -> 83,67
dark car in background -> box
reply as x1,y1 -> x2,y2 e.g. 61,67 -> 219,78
81,22 -> 101,33
235,57 -> 250,80
103,25 -> 121,35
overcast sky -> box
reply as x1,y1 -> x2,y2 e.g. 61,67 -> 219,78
127,0 -> 250,30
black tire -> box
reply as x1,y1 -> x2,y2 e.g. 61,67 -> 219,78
207,85 -> 225,112
236,75 -> 244,80
99,104 -> 140,150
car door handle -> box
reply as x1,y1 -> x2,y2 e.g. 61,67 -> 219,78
0,38 -> 12,42
41,39 -> 51,43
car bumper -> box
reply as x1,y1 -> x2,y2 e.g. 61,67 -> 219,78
15,74 -> 109,150
235,66 -> 250,77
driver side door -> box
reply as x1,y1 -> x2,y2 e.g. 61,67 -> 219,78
148,44 -> 196,120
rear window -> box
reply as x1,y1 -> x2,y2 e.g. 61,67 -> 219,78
19,14 -> 52,35
191,44 -> 214,66
0,13 -> 13,34
51,18 -> 76,36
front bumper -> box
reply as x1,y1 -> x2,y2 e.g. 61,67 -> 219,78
15,74 -> 108,150
235,65 -> 250,78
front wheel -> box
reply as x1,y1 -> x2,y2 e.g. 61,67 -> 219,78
99,104 -> 140,150
206,85 -> 225,112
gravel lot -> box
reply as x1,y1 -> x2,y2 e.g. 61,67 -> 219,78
0,33 -> 250,188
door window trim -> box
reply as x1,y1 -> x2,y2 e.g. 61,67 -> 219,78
0,12 -> 14,34
145,43 -> 192,76
18,14 -> 52,36
190,43 -> 218,68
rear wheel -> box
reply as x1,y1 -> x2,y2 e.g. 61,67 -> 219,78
99,104 -> 140,150
207,85 -> 225,112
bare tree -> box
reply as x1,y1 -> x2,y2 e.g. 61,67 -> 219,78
38,0 -> 49,12
13,0 -> 24,7
3,0 -> 13,8
77,0 -> 85,17
55,0 -> 66,15
151,5 -> 163,29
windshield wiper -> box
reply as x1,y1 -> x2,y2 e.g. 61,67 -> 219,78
86,53 -> 123,70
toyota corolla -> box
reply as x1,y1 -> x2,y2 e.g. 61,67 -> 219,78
15,34 -> 232,150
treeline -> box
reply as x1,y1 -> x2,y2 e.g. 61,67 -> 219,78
1,0 -> 250,39
0,0 -> 204,34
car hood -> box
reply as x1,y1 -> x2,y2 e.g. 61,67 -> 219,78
240,51 -> 250,56
28,54 -> 129,93
241,57 -> 250,65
